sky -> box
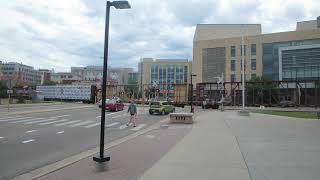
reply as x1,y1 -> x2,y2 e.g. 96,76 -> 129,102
0,0 -> 319,72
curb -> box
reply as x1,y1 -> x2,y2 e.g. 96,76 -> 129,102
0,105 -> 95,116
12,117 -> 170,180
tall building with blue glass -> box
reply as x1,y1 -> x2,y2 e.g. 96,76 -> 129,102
138,58 -> 192,98
193,16 -> 320,84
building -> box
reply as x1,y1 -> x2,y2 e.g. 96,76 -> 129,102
71,66 -> 103,82
51,72 -> 81,84
71,66 -> 134,85
138,58 -> 192,98
0,62 -> 41,86
193,16 -> 320,84
38,69 -> 52,85
128,72 -> 138,83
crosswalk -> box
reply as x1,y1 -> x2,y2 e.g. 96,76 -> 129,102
0,112 -> 149,131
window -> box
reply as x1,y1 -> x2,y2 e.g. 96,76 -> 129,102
175,65 -> 183,84
251,44 -> 256,56
251,73 -> 256,79
151,64 -> 158,83
241,45 -> 246,56
231,46 -> 236,57
68,75 -> 73,78
231,74 -> 236,82
184,65 -> 188,83
231,60 -> 236,71
251,59 -> 256,70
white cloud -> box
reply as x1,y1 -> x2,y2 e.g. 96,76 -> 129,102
0,0 -> 319,72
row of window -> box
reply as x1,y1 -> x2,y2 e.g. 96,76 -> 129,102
230,59 -> 256,71
231,44 -> 256,57
230,74 -> 256,82
151,64 -> 188,84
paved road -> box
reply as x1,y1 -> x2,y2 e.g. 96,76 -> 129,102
0,103 -> 91,113
0,105 -> 188,179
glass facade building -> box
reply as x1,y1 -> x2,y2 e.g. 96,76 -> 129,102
262,39 -> 320,80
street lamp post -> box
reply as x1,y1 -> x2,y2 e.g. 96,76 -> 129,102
190,74 -> 197,113
93,0 -> 131,163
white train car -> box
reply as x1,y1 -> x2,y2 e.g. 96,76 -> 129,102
36,85 -> 96,103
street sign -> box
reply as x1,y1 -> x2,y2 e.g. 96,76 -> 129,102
7,90 -> 13,94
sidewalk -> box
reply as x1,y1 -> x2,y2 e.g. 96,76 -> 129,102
138,111 -> 251,180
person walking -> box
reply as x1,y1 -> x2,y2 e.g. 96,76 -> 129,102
127,100 -> 137,127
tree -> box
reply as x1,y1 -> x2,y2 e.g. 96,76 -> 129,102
246,76 -> 278,106
125,80 -> 138,99
0,80 -> 7,98
43,80 -> 57,85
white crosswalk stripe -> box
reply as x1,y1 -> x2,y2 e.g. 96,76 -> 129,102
9,117 -> 39,123
51,115 -> 70,118
131,124 -> 147,131
3,117 -> 33,122
119,124 -> 128,130
69,121 -> 93,127
39,119 -> 70,125
0,116 -> 22,120
24,118 -> 58,124
106,122 -> 120,128
84,122 -> 101,128
54,120 -> 82,127
10,118 -> 44,123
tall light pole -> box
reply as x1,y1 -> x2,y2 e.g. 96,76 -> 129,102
241,33 -> 245,110
190,74 -> 197,113
93,0 -> 131,163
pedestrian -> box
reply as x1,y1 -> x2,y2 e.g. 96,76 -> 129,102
127,100 -> 137,127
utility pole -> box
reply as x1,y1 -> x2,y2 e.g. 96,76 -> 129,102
241,34 -> 245,109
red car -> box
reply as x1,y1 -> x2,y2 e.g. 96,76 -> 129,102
105,99 -> 124,111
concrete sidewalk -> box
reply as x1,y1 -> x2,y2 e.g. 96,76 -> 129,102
138,111 -> 251,180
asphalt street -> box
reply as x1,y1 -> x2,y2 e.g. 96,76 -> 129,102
0,104 -> 188,180
0,103 -> 87,113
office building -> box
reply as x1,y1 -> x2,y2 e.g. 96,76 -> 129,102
71,66 -> 134,85
38,69 -> 53,85
51,72 -> 81,84
193,16 -> 320,84
0,62 -> 41,85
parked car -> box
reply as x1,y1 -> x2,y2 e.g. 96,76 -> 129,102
279,100 -> 296,107
101,99 -> 124,111
149,101 -> 175,115
202,99 -> 219,109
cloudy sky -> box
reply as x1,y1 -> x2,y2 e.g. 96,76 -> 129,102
0,0 -> 319,72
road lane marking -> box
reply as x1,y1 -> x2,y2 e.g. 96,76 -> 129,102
96,116 -> 101,118
56,131 -> 64,134
25,130 -> 38,134
131,124 -> 147,131
4,117 -> 33,122
0,116 -> 22,120
22,139 -> 34,144
15,118 -> 44,123
84,122 -> 101,128
107,111 -> 124,116
106,122 -> 120,128
69,121 -> 93,127
119,124 -> 128,130
111,114 -> 123,118
54,120 -> 82,127
39,119 -> 69,125
24,118 -> 58,124
0,137 -> 5,139
12,118 -> 45,123
51,115 -> 70,118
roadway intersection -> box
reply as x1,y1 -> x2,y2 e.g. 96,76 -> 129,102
0,103 -> 188,180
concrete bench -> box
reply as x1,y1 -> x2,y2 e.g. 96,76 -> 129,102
170,113 -> 193,124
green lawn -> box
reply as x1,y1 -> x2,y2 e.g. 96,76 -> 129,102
256,111 -> 320,119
